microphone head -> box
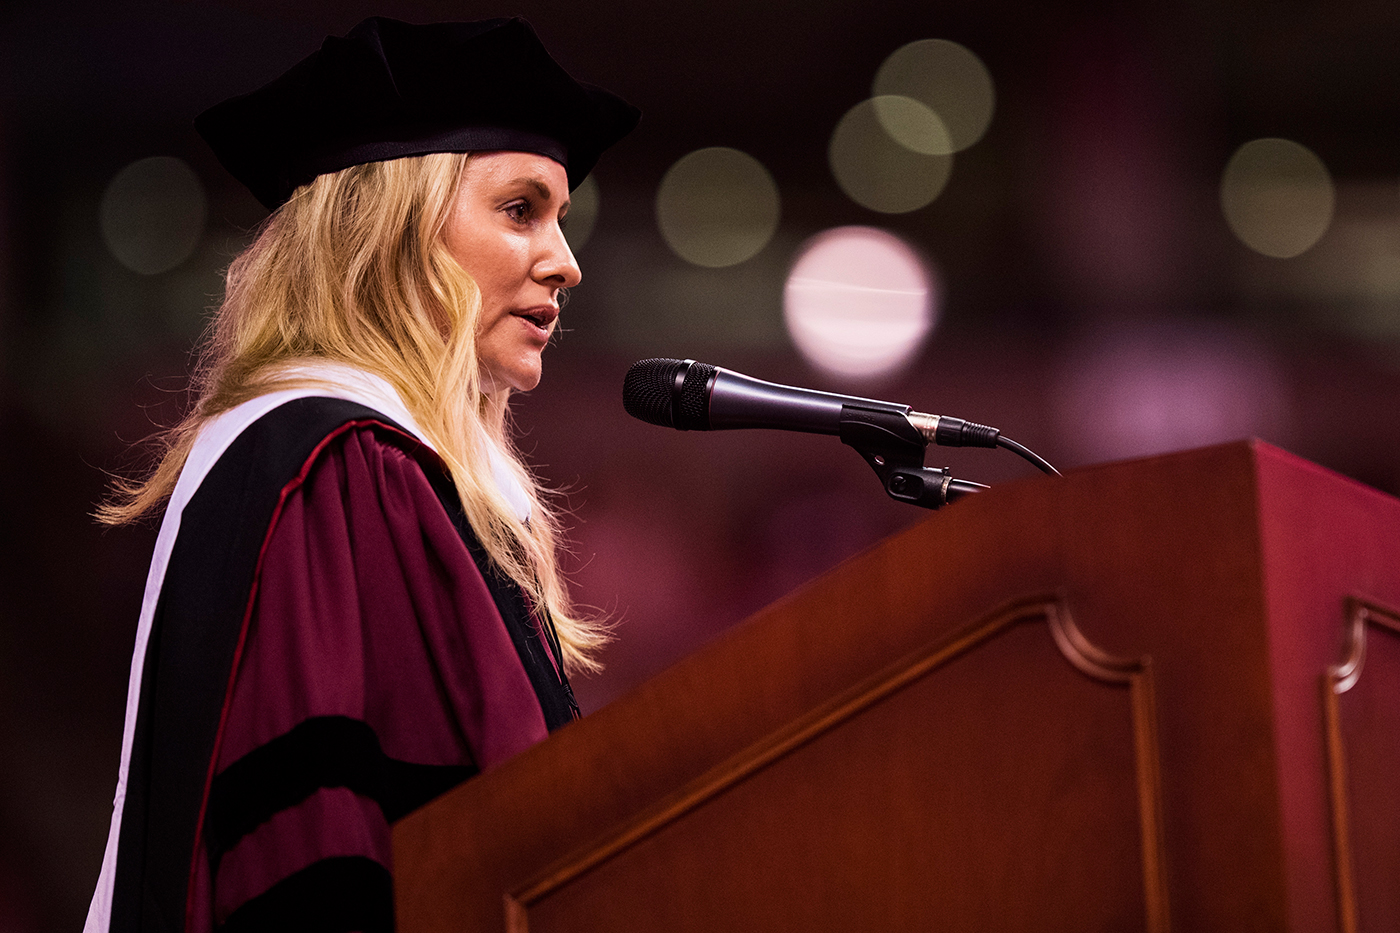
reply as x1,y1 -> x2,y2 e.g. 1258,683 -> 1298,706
623,358 -> 716,430
623,358 -> 687,427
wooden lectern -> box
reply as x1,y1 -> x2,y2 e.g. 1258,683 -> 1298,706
394,441 -> 1400,933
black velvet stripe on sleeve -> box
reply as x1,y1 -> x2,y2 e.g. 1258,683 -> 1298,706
204,716 -> 477,865
112,399 -> 399,933
418,467 -> 580,730
217,856 -> 393,933
108,398 -> 567,933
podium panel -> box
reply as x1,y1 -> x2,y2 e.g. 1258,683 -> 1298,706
394,442 -> 1400,933
1326,602 -> 1400,933
509,600 -> 1164,932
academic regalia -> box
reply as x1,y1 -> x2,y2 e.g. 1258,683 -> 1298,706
87,369 -> 577,933
88,16 -> 637,932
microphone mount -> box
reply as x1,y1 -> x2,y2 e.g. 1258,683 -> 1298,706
838,405 -> 989,509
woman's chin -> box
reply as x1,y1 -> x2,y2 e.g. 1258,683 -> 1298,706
481,361 -> 543,394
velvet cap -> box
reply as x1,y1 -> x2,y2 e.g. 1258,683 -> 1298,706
195,17 -> 640,210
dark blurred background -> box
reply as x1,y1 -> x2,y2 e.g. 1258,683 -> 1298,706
3,1 -> 1400,929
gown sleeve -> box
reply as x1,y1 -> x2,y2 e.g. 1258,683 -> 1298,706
198,425 -> 550,932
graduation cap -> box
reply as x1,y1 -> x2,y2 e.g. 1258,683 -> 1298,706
195,17 -> 640,211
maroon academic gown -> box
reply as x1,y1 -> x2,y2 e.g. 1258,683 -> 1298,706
109,398 -> 577,933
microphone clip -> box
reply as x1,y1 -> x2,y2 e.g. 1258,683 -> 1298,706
838,406 -> 986,509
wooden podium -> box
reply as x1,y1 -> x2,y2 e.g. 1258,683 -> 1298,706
393,441 -> 1400,933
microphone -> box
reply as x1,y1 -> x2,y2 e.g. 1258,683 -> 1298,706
622,358 -> 1001,449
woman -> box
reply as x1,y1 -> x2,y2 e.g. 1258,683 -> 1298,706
85,17 -> 638,933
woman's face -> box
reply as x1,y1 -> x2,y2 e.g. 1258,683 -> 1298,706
443,150 -> 581,393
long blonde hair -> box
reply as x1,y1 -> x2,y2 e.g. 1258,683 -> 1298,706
100,152 -> 605,672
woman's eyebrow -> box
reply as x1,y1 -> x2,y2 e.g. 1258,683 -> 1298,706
509,177 -> 554,201
507,176 -> 570,215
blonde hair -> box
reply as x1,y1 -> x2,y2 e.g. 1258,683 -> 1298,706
101,152 -> 604,672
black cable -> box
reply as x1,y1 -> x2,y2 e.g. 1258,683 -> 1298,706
945,478 -> 991,503
996,435 -> 1061,476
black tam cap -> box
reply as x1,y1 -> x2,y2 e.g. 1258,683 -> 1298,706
195,17 -> 640,210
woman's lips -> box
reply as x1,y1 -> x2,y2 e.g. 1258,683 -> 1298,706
513,306 -> 559,331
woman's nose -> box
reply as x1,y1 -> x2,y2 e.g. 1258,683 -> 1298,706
535,226 -> 582,288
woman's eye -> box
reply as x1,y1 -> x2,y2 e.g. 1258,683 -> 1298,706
505,201 -> 531,222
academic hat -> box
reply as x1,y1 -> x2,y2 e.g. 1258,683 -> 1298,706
195,17 -> 640,211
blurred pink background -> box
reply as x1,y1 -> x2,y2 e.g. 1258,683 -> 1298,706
2,2 -> 1400,928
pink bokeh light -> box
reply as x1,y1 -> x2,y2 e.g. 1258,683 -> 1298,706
783,226 -> 938,381
1054,322 -> 1293,464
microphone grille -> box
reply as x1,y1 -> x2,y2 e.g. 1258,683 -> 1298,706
623,358 -> 688,427
678,361 -> 716,428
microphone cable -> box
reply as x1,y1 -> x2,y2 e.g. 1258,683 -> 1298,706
623,358 -> 1061,508
997,436 -> 1060,477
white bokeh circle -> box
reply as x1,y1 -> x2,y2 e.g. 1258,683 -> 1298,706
1220,138 -> 1334,259
829,99 -> 952,214
656,147 -> 781,267
873,39 -> 996,154
784,226 -> 937,380
100,156 -> 207,275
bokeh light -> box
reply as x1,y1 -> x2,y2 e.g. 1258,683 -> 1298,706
1054,323 -> 1291,464
655,147 -> 781,267
564,174 -> 600,251
99,156 -> 207,275
873,39 -> 995,154
1220,138 -> 1334,258
869,95 -> 953,156
783,226 -> 937,380
1231,183 -> 1400,339
829,98 -> 952,213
